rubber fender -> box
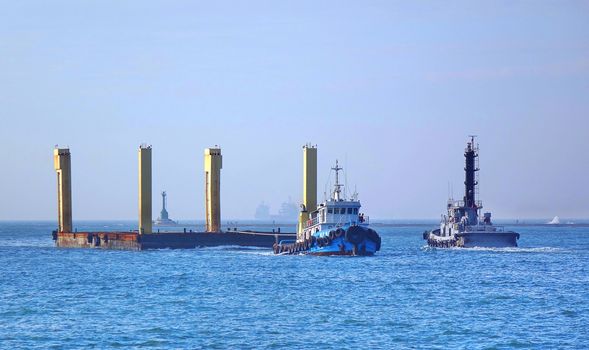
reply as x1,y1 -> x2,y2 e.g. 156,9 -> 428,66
335,228 -> 345,238
328,230 -> 335,240
345,226 -> 366,245
366,229 -> 378,241
367,229 -> 381,251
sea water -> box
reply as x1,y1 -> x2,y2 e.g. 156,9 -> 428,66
0,221 -> 588,349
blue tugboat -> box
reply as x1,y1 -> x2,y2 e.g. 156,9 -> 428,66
423,137 -> 519,248
274,160 -> 381,256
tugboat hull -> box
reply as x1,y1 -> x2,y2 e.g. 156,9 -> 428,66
424,230 -> 519,248
460,231 -> 519,248
274,226 -> 381,256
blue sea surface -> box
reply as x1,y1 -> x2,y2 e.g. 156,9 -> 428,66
1,221 -> 588,349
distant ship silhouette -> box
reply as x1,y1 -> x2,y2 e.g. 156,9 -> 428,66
254,199 -> 298,222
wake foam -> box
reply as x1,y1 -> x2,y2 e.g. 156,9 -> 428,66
421,245 -> 566,253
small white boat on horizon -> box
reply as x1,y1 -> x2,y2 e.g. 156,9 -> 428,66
548,216 -> 560,225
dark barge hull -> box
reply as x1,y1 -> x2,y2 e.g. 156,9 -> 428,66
425,231 -> 519,248
54,231 -> 296,250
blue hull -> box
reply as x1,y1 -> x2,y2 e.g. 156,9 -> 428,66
308,235 -> 379,256
274,225 -> 381,256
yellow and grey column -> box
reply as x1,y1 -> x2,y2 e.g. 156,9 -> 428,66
138,145 -> 152,234
204,147 -> 222,232
298,144 -> 317,241
53,147 -> 72,233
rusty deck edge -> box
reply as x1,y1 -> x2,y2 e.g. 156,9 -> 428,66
53,231 -> 295,250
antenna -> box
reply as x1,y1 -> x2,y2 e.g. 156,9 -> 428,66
323,172 -> 330,202
468,135 -> 479,153
331,160 -> 344,201
344,154 -> 348,200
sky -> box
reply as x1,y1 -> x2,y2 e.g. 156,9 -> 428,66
0,1 -> 588,221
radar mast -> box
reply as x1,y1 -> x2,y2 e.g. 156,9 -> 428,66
332,160 -> 344,201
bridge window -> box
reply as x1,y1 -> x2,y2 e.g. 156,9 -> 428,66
353,208 -> 358,214
347,208 -> 353,214
328,208 -> 333,214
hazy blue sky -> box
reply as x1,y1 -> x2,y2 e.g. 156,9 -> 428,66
1,1 -> 588,220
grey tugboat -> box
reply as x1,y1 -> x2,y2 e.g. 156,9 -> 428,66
423,137 -> 520,248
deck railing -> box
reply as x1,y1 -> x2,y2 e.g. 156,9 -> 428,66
447,199 -> 483,208
463,223 -> 505,232
305,215 -> 369,229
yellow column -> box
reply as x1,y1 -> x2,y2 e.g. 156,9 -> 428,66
204,147 -> 222,232
138,145 -> 152,234
53,148 -> 72,233
297,211 -> 309,241
298,144 -> 317,240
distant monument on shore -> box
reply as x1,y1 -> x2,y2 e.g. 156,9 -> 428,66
154,191 -> 177,225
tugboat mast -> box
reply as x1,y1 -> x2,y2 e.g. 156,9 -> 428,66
332,160 -> 344,201
464,135 -> 479,208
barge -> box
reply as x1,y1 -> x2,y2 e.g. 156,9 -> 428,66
52,145 -> 295,250
53,229 -> 295,250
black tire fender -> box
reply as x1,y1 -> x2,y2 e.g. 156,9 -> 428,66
345,226 -> 365,245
